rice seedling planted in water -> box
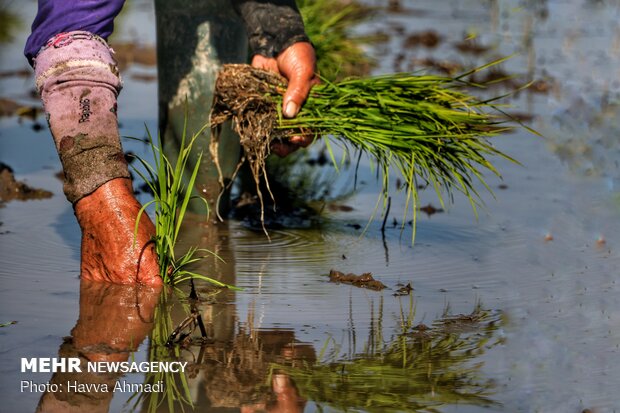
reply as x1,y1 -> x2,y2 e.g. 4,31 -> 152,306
210,58 -> 521,240
131,121 -> 236,287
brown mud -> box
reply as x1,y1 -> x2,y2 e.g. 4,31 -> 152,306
410,57 -> 463,75
108,42 -> 157,70
453,39 -> 491,55
403,30 -> 442,48
328,269 -> 387,291
409,307 -> 495,338
419,203 -> 444,217
393,282 -> 413,296
0,97 -> 20,117
0,163 -> 53,203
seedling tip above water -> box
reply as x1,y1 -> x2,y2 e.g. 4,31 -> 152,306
130,118 -> 237,288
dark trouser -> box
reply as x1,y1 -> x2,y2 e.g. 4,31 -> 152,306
155,0 -> 247,215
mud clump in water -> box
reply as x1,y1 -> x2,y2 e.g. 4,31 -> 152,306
404,30 -> 442,48
109,42 -> 157,70
328,269 -> 387,291
0,163 -> 53,203
0,98 -> 20,117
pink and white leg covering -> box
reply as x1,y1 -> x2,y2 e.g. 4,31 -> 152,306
34,31 -> 130,204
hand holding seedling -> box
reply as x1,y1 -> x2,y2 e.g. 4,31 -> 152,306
251,41 -> 319,157
211,58 -> 523,241
26,0 -> 316,286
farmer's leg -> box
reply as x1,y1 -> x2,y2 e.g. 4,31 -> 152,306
36,281 -> 160,413
155,0 -> 247,216
34,33 -> 160,285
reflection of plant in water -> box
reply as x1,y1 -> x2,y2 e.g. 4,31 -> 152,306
187,303 -> 315,409
130,292 -> 502,412
132,297 -> 316,412
129,289 -> 194,413
273,298 -> 503,412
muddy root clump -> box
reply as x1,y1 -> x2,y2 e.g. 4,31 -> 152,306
210,64 -> 304,230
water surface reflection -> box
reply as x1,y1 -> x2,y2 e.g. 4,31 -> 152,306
3,1 -> 620,412
36,282 -> 160,413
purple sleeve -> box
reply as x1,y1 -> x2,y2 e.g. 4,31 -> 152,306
24,0 -> 126,65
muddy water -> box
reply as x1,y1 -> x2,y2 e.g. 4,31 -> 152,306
2,0 -> 620,412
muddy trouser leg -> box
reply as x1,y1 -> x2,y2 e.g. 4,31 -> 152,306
34,32 -> 129,205
155,0 -> 247,215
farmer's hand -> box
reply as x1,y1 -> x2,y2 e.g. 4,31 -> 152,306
251,41 -> 319,157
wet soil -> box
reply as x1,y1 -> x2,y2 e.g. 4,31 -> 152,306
210,64 -> 323,231
403,30 -> 442,48
0,163 -> 52,202
108,42 -> 156,70
328,269 -> 387,290
0,98 -> 20,117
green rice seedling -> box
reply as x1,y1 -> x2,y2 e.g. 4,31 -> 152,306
210,58 -> 522,241
298,0 -> 376,80
131,119 -> 237,287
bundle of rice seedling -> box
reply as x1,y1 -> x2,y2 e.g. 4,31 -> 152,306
210,60 -> 518,240
297,0 -> 376,80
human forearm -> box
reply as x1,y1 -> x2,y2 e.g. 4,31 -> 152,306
232,0 -> 310,58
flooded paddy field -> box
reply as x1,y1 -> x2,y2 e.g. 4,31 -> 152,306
2,1 -> 620,412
